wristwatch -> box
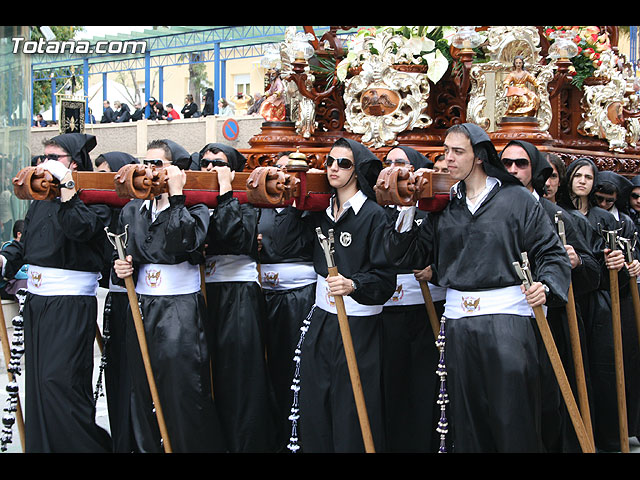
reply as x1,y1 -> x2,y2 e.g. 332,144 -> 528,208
60,179 -> 75,189
351,280 -> 357,292
542,283 -> 550,295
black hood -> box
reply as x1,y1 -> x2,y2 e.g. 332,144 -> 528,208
340,138 -> 383,201
458,123 -> 520,186
160,139 -> 191,170
97,151 -> 139,172
596,170 -> 632,212
198,143 -> 247,172
500,139 -> 553,196
384,146 -> 433,170
49,133 -> 97,171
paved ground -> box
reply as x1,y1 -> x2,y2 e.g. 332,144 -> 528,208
0,289 -> 638,454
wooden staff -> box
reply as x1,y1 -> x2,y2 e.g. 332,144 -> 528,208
600,227 -> 630,453
618,234 -> 640,351
513,252 -> 595,453
317,227 -> 375,453
419,281 -> 441,340
106,226 -> 172,453
554,211 -> 594,446
0,302 -> 25,451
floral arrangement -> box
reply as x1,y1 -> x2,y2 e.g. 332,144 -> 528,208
335,26 -> 456,84
544,26 -> 614,89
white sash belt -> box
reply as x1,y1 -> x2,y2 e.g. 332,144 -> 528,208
136,261 -> 200,296
27,265 -> 100,296
444,285 -> 533,319
315,274 -> 383,317
203,254 -> 259,284
384,273 -> 426,307
260,262 -> 316,290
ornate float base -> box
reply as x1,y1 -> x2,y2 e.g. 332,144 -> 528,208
490,116 -> 554,151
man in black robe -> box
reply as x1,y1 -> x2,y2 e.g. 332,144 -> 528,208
94,151 -> 139,452
383,123 -> 572,452
379,145 -> 441,452
113,139 -> 226,453
257,152 -> 317,452
500,140 -> 601,452
199,142 -> 277,453
0,133 -> 112,452
275,137 -> 396,453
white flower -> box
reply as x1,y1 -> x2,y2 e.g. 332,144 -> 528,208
425,49 -> 449,84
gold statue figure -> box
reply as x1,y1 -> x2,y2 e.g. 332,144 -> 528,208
503,55 -> 540,117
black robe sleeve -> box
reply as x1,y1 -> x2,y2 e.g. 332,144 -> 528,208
206,190 -> 260,259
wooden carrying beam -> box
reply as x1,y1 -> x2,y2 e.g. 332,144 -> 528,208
12,165 -> 456,212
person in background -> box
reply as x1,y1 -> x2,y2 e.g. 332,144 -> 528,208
182,94 -> 199,118
166,103 -> 181,121
101,100 -> 115,123
202,89 -> 215,117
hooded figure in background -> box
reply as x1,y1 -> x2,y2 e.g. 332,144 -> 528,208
271,136 -> 396,453
94,151 -> 140,453
557,157 -> 632,451
621,174 -> 640,231
379,145 -> 441,452
500,140 -> 602,452
201,142 -> 278,453
382,123 -> 571,453
0,132 -> 113,452
594,169 -> 640,446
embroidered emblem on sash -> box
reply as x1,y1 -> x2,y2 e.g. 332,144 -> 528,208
391,284 -> 404,302
29,270 -> 42,288
340,231 -> 352,247
263,271 -> 279,288
461,296 -> 480,312
415,218 -> 423,226
204,260 -> 216,277
324,285 -> 336,307
145,269 -> 162,288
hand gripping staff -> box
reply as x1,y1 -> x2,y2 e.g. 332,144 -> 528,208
105,226 -> 173,453
316,227 -> 375,453
554,211 -> 595,447
617,233 -> 640,352
599,225 -> 630,453
513,252 -> 595,453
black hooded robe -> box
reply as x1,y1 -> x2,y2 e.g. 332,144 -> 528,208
202,143 -> 278,453
379,146 -> 440,453
1,133 -> 112,452
258,206 -> 316,452
96,152 -> 139,453
383,124 -> 571,453
275,139 -> 396,453
558,157 -> 634,451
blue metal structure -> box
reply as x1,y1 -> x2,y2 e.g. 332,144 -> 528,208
30,26 -> 352,121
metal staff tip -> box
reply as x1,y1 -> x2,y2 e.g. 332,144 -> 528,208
316,227 -> 336,269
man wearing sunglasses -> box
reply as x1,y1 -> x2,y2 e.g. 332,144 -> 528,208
198,142 -> 278,452
0,133 -> 113,452
384,124 -> 572,453
113,139 -> 226,453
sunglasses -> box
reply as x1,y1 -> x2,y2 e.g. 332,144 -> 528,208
41,153 -> 70,162
595,194 -> 616,205
143,159 -> 165,167
502,157 -> 530,168
326,155 -> 354,170
631,193 -> 640,200
200,159 -> 228,168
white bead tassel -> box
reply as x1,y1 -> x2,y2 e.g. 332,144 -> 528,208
287,305 -> 315,453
